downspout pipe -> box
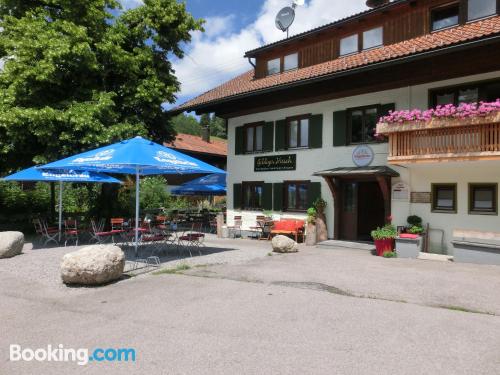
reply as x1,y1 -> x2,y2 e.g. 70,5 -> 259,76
247,57 -> 256,68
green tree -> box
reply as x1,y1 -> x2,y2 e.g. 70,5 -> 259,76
210,115 -> 227,139
0,0 -> 203,173
171,113 -> 201,136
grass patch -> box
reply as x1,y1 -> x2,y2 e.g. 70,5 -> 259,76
267,252 -> 273,256
153,263 -> 191,275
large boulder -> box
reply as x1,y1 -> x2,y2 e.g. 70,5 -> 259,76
272,235 -> 299,253
0,231 -> 24,258
61,245 -> 125,285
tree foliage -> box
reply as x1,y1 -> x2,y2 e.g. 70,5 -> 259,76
0,0 -> 203,173
171,113 -> 226,139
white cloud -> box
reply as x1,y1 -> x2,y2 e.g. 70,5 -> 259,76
173,0 -> 367,100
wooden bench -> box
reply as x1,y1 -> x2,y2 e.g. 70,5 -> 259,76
452,229 -> 500,265
270,220 -> 305,243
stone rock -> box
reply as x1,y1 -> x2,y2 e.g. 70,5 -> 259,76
272,235 -> 299,253
315,214 -> 328,242
0,231 -> 24,258
61,245 -> 125,285
305,223 -> 317,246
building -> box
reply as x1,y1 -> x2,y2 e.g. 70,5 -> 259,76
164,132 -> 227,187
170,0 -> 500,253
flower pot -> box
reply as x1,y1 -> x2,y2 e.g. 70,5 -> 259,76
374,238 -> 394,256
305,223 -> 317,246
395,235 -> 422,258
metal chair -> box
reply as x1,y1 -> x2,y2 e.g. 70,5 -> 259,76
227,216 -> 242,238
90,219 -> 113,244
33,218 -> 59,247
178,222 -> 205,257
64,219 -> 79,247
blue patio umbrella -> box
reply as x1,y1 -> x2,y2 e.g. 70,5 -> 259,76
39,136 -> 226,253
3,167 -> 122,239
171,173 -> 226,196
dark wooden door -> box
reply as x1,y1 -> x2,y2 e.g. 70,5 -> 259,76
357,181 -> 385,241
339,181 -> 358,240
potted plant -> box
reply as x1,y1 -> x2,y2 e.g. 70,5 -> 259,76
313,198 -> 328,242
371,224 -> 397,256
395,215 -> 424,258
305,207 -> 317,246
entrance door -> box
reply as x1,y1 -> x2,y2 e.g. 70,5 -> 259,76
339,180 -> 386,241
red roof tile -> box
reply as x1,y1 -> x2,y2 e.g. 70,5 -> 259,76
165,133 -> 227,156
174,17 -> 500,112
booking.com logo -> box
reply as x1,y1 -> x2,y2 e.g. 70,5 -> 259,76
10,344 -> 136,366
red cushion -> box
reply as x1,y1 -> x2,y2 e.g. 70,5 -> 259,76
399,233 -> 419,239
273,220 -> 304,232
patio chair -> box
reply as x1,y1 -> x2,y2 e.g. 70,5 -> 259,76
227,216 -> 242,238
63,219 -> 79,247
33,218 -> 59,247
178,222 -> 205,257
249,215 -> 266,239
110,218 -> 127,244
90,219 -> 113,244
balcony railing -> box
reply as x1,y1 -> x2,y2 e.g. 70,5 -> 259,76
376,113 -> 500,163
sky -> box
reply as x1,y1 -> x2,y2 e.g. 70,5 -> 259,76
121,0 -> 369,110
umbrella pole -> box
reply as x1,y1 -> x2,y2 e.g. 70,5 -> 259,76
58,181 -> 63,242
134,169 -> 139,257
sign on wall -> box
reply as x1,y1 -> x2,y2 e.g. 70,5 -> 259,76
392,182 -> 410,201
352,145 -> 374,167
254,154 -> 296,172
410,192 -> 431,204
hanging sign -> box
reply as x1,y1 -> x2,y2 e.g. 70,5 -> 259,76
352,145 -> 374,167
254,154 -> 296,172
392,182 -> 410,201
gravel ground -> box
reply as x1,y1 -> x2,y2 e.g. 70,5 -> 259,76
0,235 -> 276,297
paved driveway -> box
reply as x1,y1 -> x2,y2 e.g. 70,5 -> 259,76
1,239 -> 500,374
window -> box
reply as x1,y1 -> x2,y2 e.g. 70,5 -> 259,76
432,184 -> 457,213
468,0 -> 497,21
267,58 -> 280,75
348,106 -> 379,144
469,183 -> 497,214
284,181 -> 309,211
363,27 -> 383,50
340,34 -> 358,56
431,4 -> 459,31
242,182 -> 263,210
287,115 -> 309,148
284,53 -> 298,71
244,122 -> 264,153
431,79 -> 500,106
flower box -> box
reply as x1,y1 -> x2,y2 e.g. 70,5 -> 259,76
395,235 -> 422,258
377,112 -> 500,135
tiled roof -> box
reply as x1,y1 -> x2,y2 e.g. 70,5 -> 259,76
173,16 -> 500,113
165,133 -> 227,157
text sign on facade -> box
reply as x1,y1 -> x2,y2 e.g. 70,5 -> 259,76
254,154 -> 296,172
352,145 -> 374,167
410,192 -> 431,204
392,182 -> 410,201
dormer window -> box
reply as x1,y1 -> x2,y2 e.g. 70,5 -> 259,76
267,58 -> 280,75
284,53 -> 298,71
431,3 -> 459,31
363,27 -> 383,50
468,0 -> 497,21
340,34 -> 358,56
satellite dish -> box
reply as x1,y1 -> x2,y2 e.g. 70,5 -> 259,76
275,6 -> 295,32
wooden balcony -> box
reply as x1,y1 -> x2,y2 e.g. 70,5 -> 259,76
376,113 -> 500,163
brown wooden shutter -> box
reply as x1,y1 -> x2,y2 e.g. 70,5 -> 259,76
332,110 -> 347,147
307,182 -> 322,208
262,183 -> 273,210
263,121 -> 274,152
309,114 -> 323,149
233,183 -> 242,209
275,119 -> 287,151
235,126 -> 244,155
273,183 -> 283,211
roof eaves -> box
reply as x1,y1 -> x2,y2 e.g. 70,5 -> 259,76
171,33 -> 500,115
